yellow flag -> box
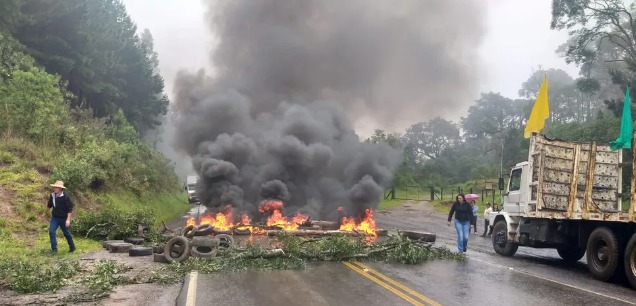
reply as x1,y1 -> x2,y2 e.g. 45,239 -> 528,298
524,76 -> 549,138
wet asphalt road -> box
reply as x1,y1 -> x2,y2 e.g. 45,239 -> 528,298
177,203 -> 636,306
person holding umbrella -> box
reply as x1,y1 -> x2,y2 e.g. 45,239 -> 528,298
465,194 -> 480,234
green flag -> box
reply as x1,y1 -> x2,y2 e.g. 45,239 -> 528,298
610,87 -> 633,151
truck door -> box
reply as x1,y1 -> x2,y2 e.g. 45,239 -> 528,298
504,168 -> 523,214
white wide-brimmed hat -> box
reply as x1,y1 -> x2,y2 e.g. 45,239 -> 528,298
50,181 -> 66,189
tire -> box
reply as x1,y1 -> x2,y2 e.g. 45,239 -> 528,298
129,246 -> 153,256
182,225 -> 196,238
556,246 -> 586,262
109,242 -> 134,253
162,234 -> 177,242
194,224 -> 214,236
492,221 -> 518,257
153,244 -> 166,254
102,240 -> 124,250
192,237 -> 219,247
376,229 -> 388,237
586,226 -> 620,281
153,253 -> 168,263
215,234 -> 235,254
124,237 -> 145,245
213,229 -> 233,235
164,236 -> 190,263
191,245 -> 217,259
233,228 -> 252,235
624,233 -> 636,290
400,230 -> 436,242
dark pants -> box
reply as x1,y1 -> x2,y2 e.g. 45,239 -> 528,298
49,216 -> 75,251
483,219 -> 490,236
471,217 -> 477,233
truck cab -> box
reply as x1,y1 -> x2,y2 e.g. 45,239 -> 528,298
502,161 -> 530,215
186,175 -> 199,204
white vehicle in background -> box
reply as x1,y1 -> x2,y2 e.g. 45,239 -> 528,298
490,134 -> 636,290
185,175 -> 199,204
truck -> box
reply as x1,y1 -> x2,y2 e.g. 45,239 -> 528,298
490,134 -> 636,289
186,175 -> 199,204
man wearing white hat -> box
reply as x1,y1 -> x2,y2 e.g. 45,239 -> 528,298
47,181 -> 75,256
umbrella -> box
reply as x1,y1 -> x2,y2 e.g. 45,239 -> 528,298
464,194 -> 480,201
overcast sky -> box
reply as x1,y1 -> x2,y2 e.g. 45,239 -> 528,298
122,0 -> 579,129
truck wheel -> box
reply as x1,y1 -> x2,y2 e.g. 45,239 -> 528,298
586,227 -> 620,282
624,233 -> 636,290
556,246 -> 585,262
492,221 -> 518,256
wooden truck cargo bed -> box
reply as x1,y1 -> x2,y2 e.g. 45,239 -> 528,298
526,134 -> 634,222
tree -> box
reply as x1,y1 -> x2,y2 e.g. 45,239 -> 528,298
461,92 -> 528,169
0,0 -> 22,33
0,67 -> 69,142
0,32 -> 33,80
551,0 -> 636,115
461,92 -> 523,140
402,117 -> 461,160
519,68 -> 591,123
366,129 -> 402,149
11,0 -> 168,133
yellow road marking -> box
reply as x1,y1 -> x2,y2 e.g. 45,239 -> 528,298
185,271 -> 198,306
351,262 -> 442,306
470,257 -> 636,305
343,262 -> 428,306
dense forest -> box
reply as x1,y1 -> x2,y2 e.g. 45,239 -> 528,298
368,0 -> 636,191
0,0 -> 185,237
0,0 -> 176,192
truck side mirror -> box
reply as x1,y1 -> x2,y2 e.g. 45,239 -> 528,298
498,177 -> 504,191
184,184 -> 187,191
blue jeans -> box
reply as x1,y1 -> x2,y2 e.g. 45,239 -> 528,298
454,219 -> 470,253
49,216 -> 75,251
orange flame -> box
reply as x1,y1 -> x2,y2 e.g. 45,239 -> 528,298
339,208 -> 376,236
259,200 -> 309,230
184,203 -> 376,236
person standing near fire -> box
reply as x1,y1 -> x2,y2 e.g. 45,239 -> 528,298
46,181 -> 75,256
447,194 -> 474,253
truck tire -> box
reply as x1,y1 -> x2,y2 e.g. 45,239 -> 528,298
182,225 -> 195,238
129,246 -> 153,257
191,245 -> 217,259
215,234 -> 235,255
624,233 -> 636,290
556,246 -> 585,262
492,221 -> 518,256
109,242 -> 134,253
194,224 -> 214,236
164,236 -> 190,263
191,236 -> 219,248
153,253 -> 169,263
102,240 -> 125,250
586,226 -> 620,282
124,237 -> 145,245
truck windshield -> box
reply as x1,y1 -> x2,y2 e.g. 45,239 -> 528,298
187,184 -> 196,190
509,169 -> 522,191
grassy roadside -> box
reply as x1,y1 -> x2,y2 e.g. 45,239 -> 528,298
0,191 -> 190,296
96,191 -> 190,226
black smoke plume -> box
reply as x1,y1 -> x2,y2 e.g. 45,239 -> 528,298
172,0 -> 484,219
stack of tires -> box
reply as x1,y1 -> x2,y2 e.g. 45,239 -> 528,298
151,224 -> 236,263
101,237 -> 153,257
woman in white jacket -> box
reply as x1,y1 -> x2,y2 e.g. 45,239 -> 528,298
481,202 -> 493,237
